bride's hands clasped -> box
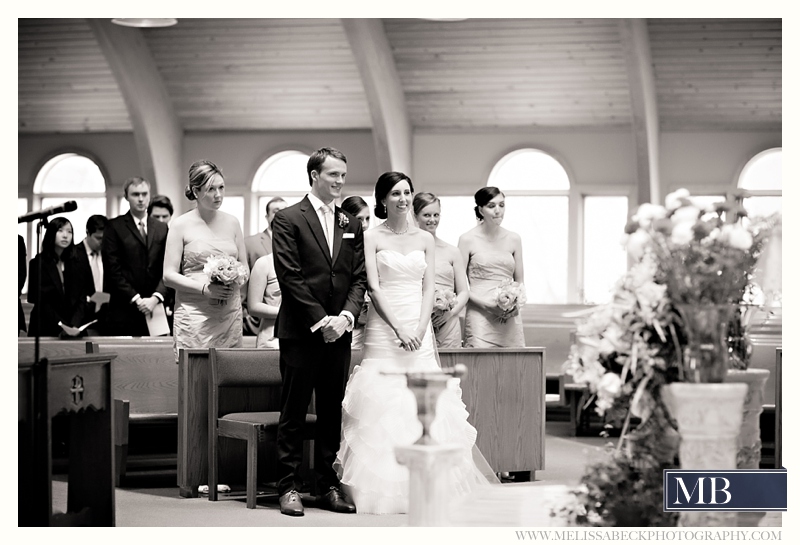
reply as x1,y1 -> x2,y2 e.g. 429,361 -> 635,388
395,326 -> 421,351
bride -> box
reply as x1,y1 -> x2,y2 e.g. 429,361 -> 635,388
334,172 -> 494,515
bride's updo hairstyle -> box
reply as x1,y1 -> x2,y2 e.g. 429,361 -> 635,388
186,159 -> 223,201
474,186 -> 503,220
374,171 -> 414,220
412,192 -> 440,216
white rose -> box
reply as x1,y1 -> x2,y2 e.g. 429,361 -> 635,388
721,224 -> 753,251
664,188 -> 691,211
597,372 -> 622,398
670,221 -> 695,245
671,205 -> 701,224
626,230 -> 651,260
634,203 -> 668,228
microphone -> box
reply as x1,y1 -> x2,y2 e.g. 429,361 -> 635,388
18,201 -> 78,223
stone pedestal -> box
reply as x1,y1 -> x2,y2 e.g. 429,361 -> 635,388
726,369 -> 770,469
395,444 -> 466,526
662,383 -> 747,527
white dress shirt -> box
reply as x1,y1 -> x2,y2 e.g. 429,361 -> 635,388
305,193 -> 354,334
83,238 -> 103,293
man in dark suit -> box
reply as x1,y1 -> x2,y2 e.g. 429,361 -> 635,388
102,177 -> 169,336
272,147 -> 367,516
245,196 -> 286,270
72,214 -> 108,335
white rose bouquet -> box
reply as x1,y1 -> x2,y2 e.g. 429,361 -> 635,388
432,287 -> 457,332
203,254 -> 249,305
494,279 -> 526,323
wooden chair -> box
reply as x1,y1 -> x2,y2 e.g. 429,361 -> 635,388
208,348 -> 316,509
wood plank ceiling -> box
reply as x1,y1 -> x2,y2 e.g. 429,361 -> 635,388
18,18 -> 781,134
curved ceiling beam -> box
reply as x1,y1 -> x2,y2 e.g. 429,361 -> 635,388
341,19 -> 413,177
619,19 -> 661,205
88,19 -> 185,213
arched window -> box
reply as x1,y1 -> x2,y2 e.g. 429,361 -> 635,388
251,150 -> 310,234
32,153 -> 107,245
487,149 -> 570,304
738,148 -> 782,219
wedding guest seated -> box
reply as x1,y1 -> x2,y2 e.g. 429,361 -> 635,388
27,217 -> 88,338
72,214 -> 108,336
340,196 -> 371,349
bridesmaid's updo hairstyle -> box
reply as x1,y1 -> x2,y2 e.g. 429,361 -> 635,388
373,172 -> 414,220
412,192 -> 440,216
341,196 -> 369,217
186,160 -> 223,201
474,186 -> 503,220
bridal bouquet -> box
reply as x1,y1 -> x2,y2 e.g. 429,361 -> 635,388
432,287 -> 457,331
495,279 -> 526,323
203,254 -> 249,305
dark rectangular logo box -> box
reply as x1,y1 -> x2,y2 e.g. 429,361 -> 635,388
664,469 -> 787,512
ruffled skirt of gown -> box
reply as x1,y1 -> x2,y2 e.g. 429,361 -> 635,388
334,256 -> 491,514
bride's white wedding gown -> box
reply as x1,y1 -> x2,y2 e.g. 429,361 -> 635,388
334,249 -> 491,515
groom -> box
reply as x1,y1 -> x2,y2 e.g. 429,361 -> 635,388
271,147 -> 367,516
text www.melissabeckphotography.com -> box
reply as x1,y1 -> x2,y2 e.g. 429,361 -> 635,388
515,530 -> 782,541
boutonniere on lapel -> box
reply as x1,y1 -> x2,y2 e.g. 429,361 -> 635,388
337,212 -> 349,229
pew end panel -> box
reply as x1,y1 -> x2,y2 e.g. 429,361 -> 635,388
438,347 -> 546,476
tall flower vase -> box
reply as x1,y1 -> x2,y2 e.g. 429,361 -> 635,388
662,383 -> 747,527
675,304 -> 735,383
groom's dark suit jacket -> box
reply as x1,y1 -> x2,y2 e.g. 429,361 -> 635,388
272,196 -> 367,353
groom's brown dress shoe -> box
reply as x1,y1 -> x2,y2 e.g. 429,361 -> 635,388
317,487 -> 356,513
279,490 -> 304,516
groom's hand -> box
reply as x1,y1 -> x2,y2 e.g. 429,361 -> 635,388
321,316 -> 349,343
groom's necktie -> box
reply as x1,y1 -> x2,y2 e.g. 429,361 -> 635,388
320,205 -> 334,257
137,219 -> 147,242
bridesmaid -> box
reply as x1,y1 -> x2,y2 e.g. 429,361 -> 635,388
413,192 -> 469,348
340,196 -> 371,350
247,255 -> 281,348
163,160 -> 249,363
458,187 -> 525,348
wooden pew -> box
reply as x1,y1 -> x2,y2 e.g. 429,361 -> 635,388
19,353 -> 116,526
177,347 -> 356,498
18,338 -> 179,483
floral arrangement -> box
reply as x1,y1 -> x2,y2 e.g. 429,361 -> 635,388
337,212 -> 349,229
562,252 -> 679,423
432,287 -> 457,331
495,279 -> 527,323
203,254 -> 249,305
624,188 -> 771,306
557,188 -> 779,526
553,430 -> 679,527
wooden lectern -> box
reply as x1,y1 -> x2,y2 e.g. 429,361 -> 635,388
19,353 -> 117,526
